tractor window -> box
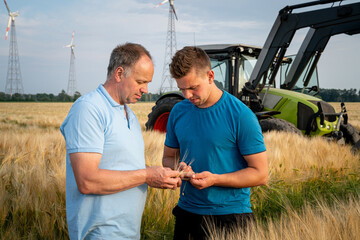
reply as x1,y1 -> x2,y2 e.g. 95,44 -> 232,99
239,55 -> 257,89
280,55 -> 320,96
210,54 -> 258,93
211,58 -> 229,92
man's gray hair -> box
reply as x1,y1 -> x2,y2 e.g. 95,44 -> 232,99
107,43 -> 152,79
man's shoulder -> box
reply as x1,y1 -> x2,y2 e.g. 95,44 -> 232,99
68,88 -> 108,118
172,99 -> 191,111
222,91 -> 243,105
74,87 -> 106,107
77,87 -> 103,103
221,91 -> 252,112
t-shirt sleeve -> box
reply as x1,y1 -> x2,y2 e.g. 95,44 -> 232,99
164,107 -> 180,149
60,100 -> 105,154
237,108 -> 266,155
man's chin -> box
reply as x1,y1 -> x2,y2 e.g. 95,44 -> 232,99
189,99 -> 199,104
131,97 -> 141,104
190,100 -> 207,108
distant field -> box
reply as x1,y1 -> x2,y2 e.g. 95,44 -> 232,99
330,102 -> 360,129
0,102 -> 359,239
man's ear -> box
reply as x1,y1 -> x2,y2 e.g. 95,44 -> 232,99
115,67 -> 124,83
208,70 -> 215,84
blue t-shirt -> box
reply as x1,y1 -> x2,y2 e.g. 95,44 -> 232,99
60,85 -> 147,240
165,91 -> 266,215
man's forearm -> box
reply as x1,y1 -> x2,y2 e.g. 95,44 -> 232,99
162,157 -> 178,170
71,152 -> 180,195
162,146 -> 180,170
213,167 -> 268,188
77,166 -> 181,195
190,151 -> 268,190
76,168 -> 148,195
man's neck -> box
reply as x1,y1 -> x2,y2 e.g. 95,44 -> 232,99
198,87 -> 223,109
103,81 -> 123,105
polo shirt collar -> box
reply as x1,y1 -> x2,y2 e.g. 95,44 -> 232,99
98,84 -> 123,108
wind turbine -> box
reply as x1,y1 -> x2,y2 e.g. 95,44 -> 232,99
3,0 -> 24,96
154,0 -> 178,20
64,31 -> 76,96
154,0 -> 178,93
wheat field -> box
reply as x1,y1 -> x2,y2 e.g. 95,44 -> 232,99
0,102 -> 359,239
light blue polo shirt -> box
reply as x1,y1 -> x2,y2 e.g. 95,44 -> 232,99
60,85 -> 147,240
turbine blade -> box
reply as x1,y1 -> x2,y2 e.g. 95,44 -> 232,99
3,0 -> 10,15
70,31 -> 75,45
171,5 -> 178,20
5,16 -> 11,40
154,0 -> 168,8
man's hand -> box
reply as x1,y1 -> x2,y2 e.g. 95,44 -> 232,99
145,166 -> 181,190
177,162 -> 195,181
190,171 -> 217,190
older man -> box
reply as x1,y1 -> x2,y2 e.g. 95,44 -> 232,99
61,43 -> 180,240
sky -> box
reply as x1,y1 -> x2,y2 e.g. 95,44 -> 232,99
0,0 -> 359,95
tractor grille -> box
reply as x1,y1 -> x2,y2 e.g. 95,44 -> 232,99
297,102 -> 314,130
309,100 -> 337,122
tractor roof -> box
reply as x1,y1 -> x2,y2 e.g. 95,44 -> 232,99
198,44 -> 262,56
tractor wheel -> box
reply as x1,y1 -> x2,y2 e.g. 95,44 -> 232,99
352,140 -> 360,154
340,122 -> 360,145
259,118 -> 302,135
145,97 -> 182,132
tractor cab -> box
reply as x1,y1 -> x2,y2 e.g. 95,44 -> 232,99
200,44 -> 262,98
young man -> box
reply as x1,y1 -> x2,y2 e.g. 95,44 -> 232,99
163,46 -> 268,239
61,43 -> 180,240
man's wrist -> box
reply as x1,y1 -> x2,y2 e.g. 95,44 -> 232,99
142,168 -> 150,184
212,173 -> 220,186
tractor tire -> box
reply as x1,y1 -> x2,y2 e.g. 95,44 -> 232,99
340,122 -> 360,145
145,97 -> 182,132
259,118 -> 302,135
352,140 -> 360,154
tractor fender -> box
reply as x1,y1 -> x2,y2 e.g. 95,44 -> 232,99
146,94 -> 184,132
255,110 -> 281,120
155,92 -> 184,104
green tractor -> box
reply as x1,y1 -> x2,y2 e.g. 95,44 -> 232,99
146,0 -> 360,151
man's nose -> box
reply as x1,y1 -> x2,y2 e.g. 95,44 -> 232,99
182,90 -> 192,99
140,84 -> 148,94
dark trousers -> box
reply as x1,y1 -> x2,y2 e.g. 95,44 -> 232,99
172,205 -> 255,240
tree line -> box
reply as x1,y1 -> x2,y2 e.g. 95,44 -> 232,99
0,90 -> 81,102
0,88 -> 359,102
317,88 -> 360,102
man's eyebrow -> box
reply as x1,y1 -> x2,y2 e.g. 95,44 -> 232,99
179,85 -> 198,89
137,79 -> 151,83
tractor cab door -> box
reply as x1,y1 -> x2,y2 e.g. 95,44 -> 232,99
280,54 -> 320,96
